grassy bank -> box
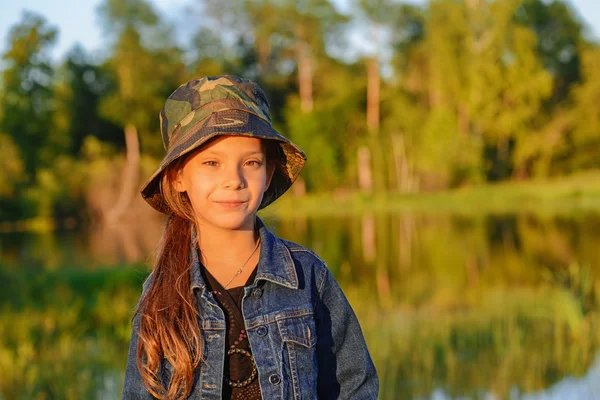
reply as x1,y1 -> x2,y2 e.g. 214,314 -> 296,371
263,170 -> 600,217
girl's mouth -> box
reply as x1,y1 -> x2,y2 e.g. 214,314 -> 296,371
215,201 -> 246,209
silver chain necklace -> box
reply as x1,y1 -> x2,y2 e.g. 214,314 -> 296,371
222,237 -> 261,289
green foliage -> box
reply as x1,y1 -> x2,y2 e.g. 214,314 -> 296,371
1,0 -> 600,223
285,60 -> 365,191
515,0 -> 584,102
286,109 -> 344,190
0,134 -> 25,197
0,12 -> 58,175
413,107 -> 476,187
54,46 -> 124,154
97,0 -> 159,36
0,264 -> 147,398
98,0 -> 185,157
567,47 -> 600,169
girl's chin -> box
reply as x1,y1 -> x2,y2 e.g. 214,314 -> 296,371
196,214 -> 256,231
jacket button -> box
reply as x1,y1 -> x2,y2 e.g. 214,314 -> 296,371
256,326 -> 268,337
269,374 -> 281,385
252,288 -> 263,298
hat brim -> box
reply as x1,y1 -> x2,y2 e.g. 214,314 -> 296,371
141,109 -> 306,214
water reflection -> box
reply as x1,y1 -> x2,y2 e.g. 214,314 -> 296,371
0,215 -> 164,269
523,352 -> 600,399
1,211 -> 599,398
420,352 -> 600,399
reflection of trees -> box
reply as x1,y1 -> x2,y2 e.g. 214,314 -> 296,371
397,214 -> 415,271
3,212 -> 600,398
271,212 -> 600,398
0,267 -> 145,398
354,288 -> 600,400
0,208 -> 164,270
516,214 -> 577,269
273,212 -> 600,310
88,211 -> 164,265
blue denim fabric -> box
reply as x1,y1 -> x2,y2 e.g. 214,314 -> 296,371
122,217 -> 379,399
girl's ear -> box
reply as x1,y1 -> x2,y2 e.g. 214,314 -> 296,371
173,168 -> 186,193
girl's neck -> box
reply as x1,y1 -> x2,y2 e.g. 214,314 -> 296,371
195,218 -> 260,272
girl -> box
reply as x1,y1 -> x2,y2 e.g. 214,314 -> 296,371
122,75 -> 378,399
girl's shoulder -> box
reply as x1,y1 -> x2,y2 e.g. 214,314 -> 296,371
136,270 -> 155,299
275,237 -> 333,286
278,237 -> 327,266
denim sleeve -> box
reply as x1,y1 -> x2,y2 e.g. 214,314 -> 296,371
122,313 -> 155,399
315,266 -> 379,399
122,274 -> 155,400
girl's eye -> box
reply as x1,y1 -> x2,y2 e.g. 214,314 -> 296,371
246,160 -> 262,167
203,161 -> 219,167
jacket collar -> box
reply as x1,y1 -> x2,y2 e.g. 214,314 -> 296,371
189,216 -> 298,292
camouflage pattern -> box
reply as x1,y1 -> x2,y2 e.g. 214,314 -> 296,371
141,75 -> 307,214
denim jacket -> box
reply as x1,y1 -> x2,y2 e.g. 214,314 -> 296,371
122,218 -> 379,399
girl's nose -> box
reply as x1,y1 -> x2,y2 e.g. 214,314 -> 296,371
222,166 -> 244,189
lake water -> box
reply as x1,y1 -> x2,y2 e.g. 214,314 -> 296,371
1,211 -> 599,399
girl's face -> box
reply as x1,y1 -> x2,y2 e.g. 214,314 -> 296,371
174,135 -> 275,232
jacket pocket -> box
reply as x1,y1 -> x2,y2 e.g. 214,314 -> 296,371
277,313 -> 318,399
277,313 -> 317,348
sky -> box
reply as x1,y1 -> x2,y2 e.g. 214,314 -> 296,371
0,0 -> 599,64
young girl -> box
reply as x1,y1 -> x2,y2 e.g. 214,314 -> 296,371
122,75 -> 378,399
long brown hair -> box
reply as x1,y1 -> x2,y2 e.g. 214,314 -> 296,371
134,138 -> 278,399
135,153 -> 201,399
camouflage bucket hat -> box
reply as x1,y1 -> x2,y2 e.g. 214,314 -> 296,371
140,75 -> 306,214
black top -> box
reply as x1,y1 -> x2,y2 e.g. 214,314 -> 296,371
201,264 -> 262,400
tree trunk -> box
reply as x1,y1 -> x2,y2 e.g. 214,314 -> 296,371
292,28 -> 313,195
367,56 -> 380,134
292,176 -> 306,197
258,38 -> 270,74
399,215 -> 414,270
104,123 -> 140,225
392,133 -> 416,192
458,104 -> 470,135
357,146 -> 373,192
361,214 -> 376,263
295,34 -> 313,113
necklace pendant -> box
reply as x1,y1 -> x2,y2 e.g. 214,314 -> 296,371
223,237 -> 261,290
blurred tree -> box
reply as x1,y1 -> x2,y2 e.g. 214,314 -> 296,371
97,0 -> 185,223
281,0 -> 347,113
420,0 -> 552,182
285,59 -> 366,191
514,0 -> 584,104
0,12 -> 58,176
187,27 -> 228,78
398,0 -> 484,188
358,0 -> 400,132
0,134 -> 25,197
508,0 -> 587,177
466,0 -> 553,180
198,0 -> 346,112
277,0 -> 349,195
384,3 -> 426,191
389,3 -> 425,70
200,0 -> 284,77
564,46 -> 600,171
188,0 -> 285,81
356,0 -> 411,193
53,45 -> 123,155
